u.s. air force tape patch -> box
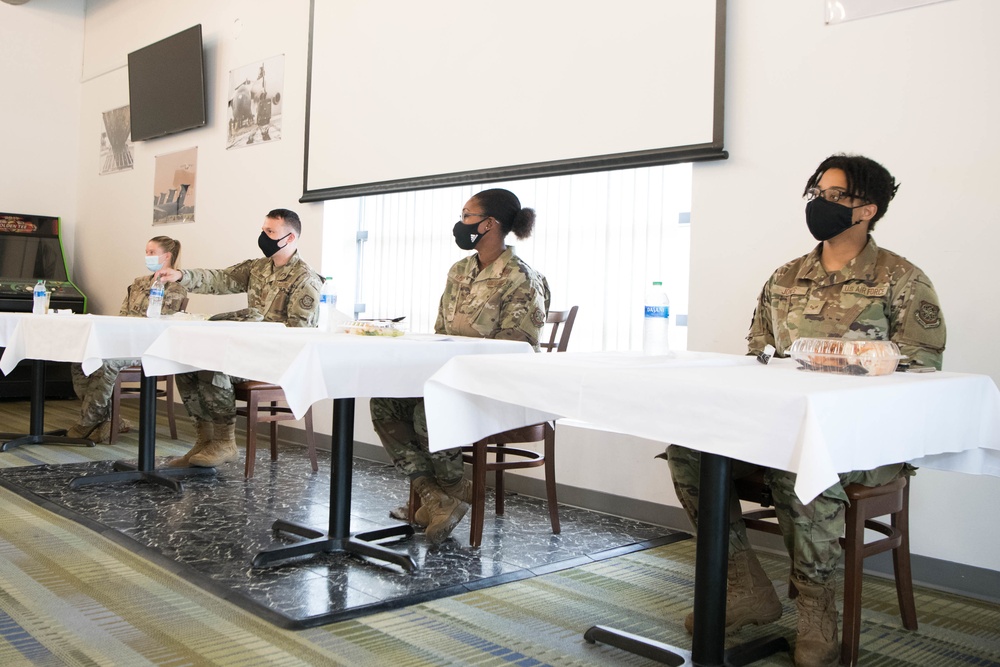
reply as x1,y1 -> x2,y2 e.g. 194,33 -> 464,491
915,300 -> 942,328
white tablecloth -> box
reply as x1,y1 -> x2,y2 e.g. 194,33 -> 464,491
142,328 -> 533,418
0,314 -> 282,376
424,351 -> 1000,503
0,312 -> 25,348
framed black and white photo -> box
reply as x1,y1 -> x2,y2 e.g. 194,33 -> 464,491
99,105 -> 134,175
226,54 -> 284,150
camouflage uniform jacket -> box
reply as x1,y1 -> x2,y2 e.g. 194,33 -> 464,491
179,250 -> 322,327
747,237 -> 945,369
119,275 -> 187,317
435,247 -> 551,350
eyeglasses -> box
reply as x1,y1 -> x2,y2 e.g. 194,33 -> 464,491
459,212 -> 489,223
805,187 -> 862,204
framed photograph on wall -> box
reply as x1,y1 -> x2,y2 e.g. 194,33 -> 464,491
99,105 -> 134,175
226,54 -> 284,150
152,147 -> 197,225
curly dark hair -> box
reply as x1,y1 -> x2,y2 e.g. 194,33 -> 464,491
472,188 -> 536,240
803,154 -> 899,230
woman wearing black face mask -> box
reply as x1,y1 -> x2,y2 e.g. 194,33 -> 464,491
370,188 -> 551,546
665,154 -> 946,667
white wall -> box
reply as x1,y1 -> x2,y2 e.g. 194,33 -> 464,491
5,0 -> 997,575
0,0 -> 84,263
688,0 -> 1000,571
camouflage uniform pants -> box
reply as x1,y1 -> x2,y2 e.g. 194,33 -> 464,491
369,396 -> 465,484
665,444 -> 905,586
70,359 -> 137,428
175,371 -> 248,426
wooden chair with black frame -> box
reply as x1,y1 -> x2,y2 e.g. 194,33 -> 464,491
410,305 -> 579,547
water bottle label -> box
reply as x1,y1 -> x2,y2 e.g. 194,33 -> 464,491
151,288 -> 164,298
320,294 -> 337,305
644,305 -> 670,318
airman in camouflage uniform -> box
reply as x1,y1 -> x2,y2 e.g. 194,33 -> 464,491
665,155 -> 946,667
157,209 -> 322,468
175,252 -> 321,418
371,246 -> 551,484
172,250 -> 320,422
67,241 -> 187,441
372,189 -> 550,544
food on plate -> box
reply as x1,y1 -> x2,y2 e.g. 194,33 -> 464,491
343,320 -> 404,337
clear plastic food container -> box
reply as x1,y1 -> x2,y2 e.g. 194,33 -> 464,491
341,320 -> 405,337
787,338 -> 904,376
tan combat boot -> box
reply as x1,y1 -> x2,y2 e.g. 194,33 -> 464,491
165,420 -> 213,467
441,478 -> 473,503
412,476 -> 469,545
188,423 -> 239,468
685,548 -> 783,635
90,420 -> 115,444
793,580 -> 839,667
88,417 -> 134,444
392,478 -> 473,528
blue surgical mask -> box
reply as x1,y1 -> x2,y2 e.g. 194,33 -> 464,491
145,254 -> 165,272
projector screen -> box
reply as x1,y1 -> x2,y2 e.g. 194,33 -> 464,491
302,0 -> 726,201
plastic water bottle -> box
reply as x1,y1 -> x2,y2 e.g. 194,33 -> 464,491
642,281 -> 670,355
318,278 -> 338,332
146,278 -> 164,318
32,280 -> 48,315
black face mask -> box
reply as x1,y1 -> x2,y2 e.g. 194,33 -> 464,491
452,220 -> 485,250
258,231 -> 291,258
805,198 -> 858,242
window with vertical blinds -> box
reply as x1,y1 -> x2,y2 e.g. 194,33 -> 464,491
327,164 -> 692,352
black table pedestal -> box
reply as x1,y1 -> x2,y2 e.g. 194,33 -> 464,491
69,372 -> 216,492
1,360 -> 95,450
584,453 -> 790,666
253,397 -> 417,572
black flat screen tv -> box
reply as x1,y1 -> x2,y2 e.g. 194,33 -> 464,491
127,25 -> 207,141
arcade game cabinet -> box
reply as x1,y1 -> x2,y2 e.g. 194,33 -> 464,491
0,212 -> 87,398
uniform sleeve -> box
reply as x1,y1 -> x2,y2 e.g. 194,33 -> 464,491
118,281 -> 134,316
433,262 -> 460,335
283,272 -> 322,328
493,274 -> 550,348
434,291 -> 446,335
746,278 -> 776,356
179,260 -> 253,295
162,283 -> 188,316
890,270 -> 946,369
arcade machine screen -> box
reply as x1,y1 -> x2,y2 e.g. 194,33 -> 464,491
0,212 -> 87,398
